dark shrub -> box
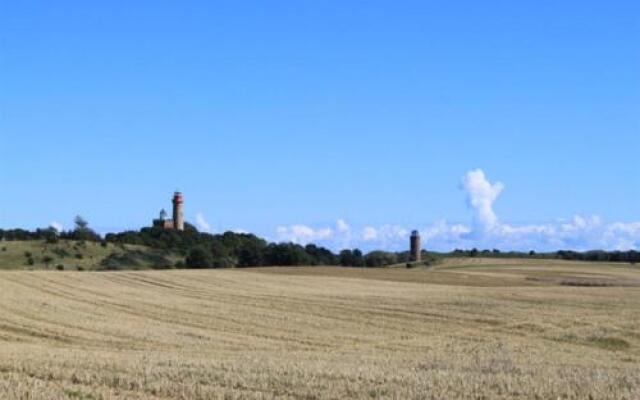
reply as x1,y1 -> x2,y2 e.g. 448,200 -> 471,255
52,247 -> 70,257
42,255 -> 54,268
364,251 -> 397,267
186,247 -> 213,268
100,250 -> 174,270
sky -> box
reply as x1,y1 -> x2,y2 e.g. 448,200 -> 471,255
1,1 -> 639,252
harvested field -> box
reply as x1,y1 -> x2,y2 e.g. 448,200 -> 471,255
0,259 -> 639,399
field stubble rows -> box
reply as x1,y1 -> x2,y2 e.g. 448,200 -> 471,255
0,260 -> 639,399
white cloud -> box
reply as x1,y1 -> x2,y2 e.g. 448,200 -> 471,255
50,221 -> 64,232
362,226 -> 378,241
276,219 -> 361,248
461,169 -> 504,231
271,216 -> 640,252
602,222 -> 640,250
355,224 -> 409,245
423,220 -> 471,242
276,224 -> 333,244
273,221 -> 410,250
376,225 -> 409,242
414,215 -> 639,252
335,219 -> 353,249
337,219 -> 350,233
267,170 -> 640,252
195,213 -> 213,233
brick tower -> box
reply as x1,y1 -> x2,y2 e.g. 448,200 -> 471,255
410,230 -> 421,262
172,191 -> 184,231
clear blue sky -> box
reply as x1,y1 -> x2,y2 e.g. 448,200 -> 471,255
1,1 -> 638,251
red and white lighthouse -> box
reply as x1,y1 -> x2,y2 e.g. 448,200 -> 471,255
172,191 -> 184,231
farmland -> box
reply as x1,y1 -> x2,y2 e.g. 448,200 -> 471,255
0,259 -> 639,399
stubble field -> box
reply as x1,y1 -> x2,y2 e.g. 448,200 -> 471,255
0,258 -> 639,399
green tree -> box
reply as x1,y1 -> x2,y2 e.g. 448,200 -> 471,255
364,251 -> 397,267
210,239 -> 228,258
339,249 -> 365,266
73,215 -> 100,242
39,226 -> 59,244
352,249 -> 365,267
185,247 -> 213,268
74,216 -> 89,231
237,244 -> 263,267
339,249 -> 353,266
305,244 -> 338,265
265,243 -> 311,266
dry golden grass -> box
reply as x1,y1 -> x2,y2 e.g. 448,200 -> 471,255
0,259 -> 639,399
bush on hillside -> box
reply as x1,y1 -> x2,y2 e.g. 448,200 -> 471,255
100,250 -> 174,270
42,255 -> 54,268
185,247 -> 213,268
52,247 -> 70,257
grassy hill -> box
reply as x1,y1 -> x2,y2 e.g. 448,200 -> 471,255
0,259 -> 638,399
0,240 -> 182,270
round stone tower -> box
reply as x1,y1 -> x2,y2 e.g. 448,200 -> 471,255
410,230 -> 421,262
172,191 -> 184,231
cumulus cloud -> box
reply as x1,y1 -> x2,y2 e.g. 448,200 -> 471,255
366,225 -> 408,244
362,226 -> 378,241
276,224 -> 333,244
461,169 -> 504,231
335,219 -> 353,249
50,221 -> 64,232
274,221 -> 414,251
337,219 -> 350,233
195,213 -> 213,233
422,220 -> 471,242
450,170 -> 638,251
413,214 -> 639,252
268,169 -> 640,252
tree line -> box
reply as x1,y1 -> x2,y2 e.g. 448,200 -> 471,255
449,248 -> 639,263
1,217 -> 638,267
103,224 -> 416,268
0,216 -> 100,243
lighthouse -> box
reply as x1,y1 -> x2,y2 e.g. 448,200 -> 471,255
410,230 -> 421,262
172,191 -> 184,231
